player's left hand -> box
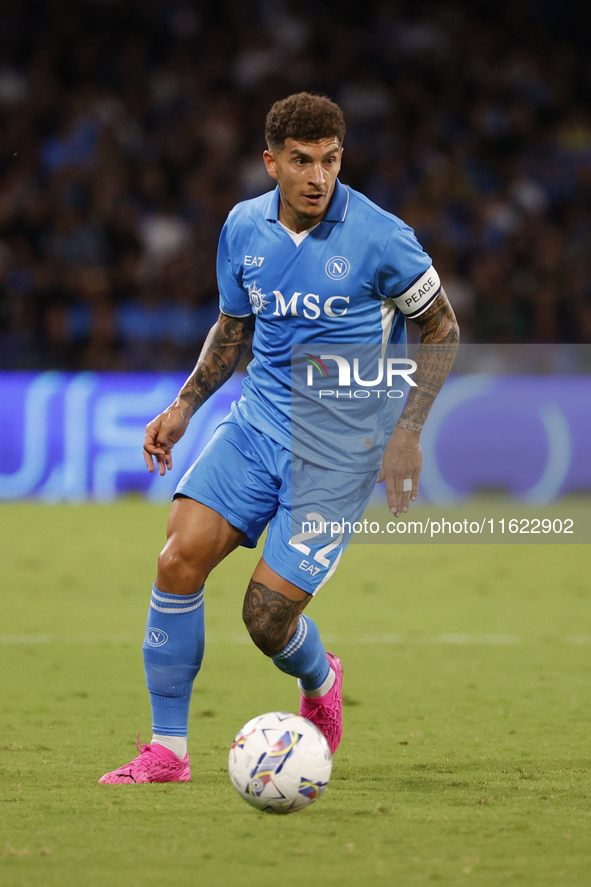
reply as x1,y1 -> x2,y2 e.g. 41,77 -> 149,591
377,426 -> 422,517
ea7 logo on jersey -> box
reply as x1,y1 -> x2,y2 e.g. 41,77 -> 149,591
244,255 -> 265,267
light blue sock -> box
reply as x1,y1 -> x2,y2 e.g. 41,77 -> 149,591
271,614 -> 330,691
142,584 -> 204,737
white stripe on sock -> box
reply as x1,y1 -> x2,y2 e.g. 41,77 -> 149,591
151,589 -> 203,605
275,616 -> 308,659
150,600 -> 203,614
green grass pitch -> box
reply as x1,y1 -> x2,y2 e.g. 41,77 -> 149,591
1,501 -> 590,886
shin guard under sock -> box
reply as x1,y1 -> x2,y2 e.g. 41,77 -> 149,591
142,584 -> 204,737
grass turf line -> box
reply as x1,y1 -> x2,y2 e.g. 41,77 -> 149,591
0,501 -> 590,886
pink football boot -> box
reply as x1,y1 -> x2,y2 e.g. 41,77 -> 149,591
300,652 -> 343,754
99,738 -> 191,784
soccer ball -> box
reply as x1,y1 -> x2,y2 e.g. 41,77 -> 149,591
228,711 -> 332,814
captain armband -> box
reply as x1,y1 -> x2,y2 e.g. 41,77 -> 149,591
392,266 -> 441,318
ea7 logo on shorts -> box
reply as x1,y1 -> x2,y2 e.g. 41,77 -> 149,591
299,559 -> 322,577
146,628 -> 168,647
325,256 -> 350,280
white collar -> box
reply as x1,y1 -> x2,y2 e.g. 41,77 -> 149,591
278,220 -> 320,246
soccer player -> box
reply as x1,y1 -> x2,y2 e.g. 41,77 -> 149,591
99,93 -> 459,784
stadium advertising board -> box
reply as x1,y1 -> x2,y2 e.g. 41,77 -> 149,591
1,347 -> 590,541
0,372 -> 242,503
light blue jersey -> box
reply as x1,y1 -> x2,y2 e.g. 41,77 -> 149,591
218,180 -> 440,469
176,181 -> 441,590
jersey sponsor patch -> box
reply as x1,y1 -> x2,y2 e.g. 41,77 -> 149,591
248,282 -> 269,314
392,266 -> 441,318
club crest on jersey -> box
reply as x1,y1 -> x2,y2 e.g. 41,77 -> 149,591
247,282 -> 269,314
325,256 -> 351,280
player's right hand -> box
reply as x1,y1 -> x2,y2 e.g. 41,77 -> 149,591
143,405 -> 191,475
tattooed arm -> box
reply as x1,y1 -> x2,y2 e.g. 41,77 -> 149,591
397,288 -> 459,432
143,312 -> 255,475
377,288 -> 459,516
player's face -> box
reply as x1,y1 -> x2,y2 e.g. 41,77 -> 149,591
263,137 -> 343,232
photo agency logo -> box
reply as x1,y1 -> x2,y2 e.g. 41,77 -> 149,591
303,353 -> 417,399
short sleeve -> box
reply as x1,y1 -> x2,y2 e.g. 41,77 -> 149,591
216,220 -> 252,317
376,223 -> 441,319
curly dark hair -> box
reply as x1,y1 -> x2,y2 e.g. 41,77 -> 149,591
265,92 -> 346,151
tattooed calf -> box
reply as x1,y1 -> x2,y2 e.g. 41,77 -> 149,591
242,579 -> 309,656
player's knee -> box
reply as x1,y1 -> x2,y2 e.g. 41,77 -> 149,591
242,607 -> 281,656
157,541 -> 205,593
242,585 -> 299,657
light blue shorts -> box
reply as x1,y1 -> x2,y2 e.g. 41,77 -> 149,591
174,411 -> 377,594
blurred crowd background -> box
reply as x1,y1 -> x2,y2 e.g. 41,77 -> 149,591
0,0 -> 590,371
